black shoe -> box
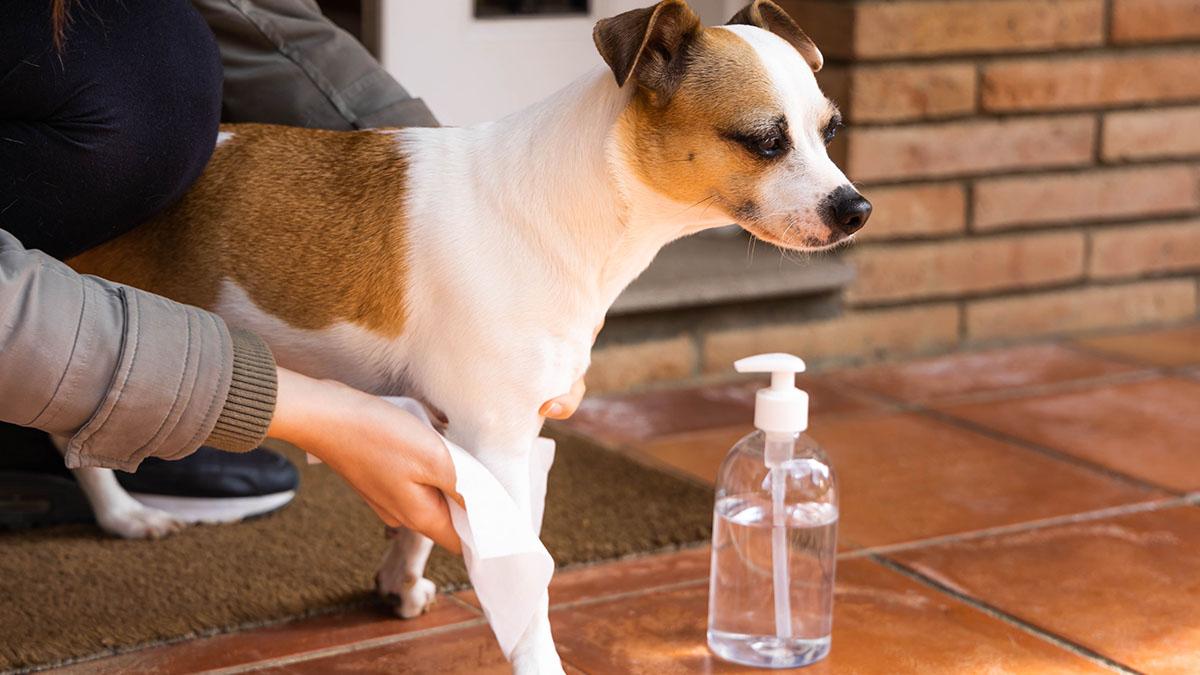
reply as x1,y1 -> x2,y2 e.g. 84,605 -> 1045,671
0,424 -> 92,530
115,446 -> 299,524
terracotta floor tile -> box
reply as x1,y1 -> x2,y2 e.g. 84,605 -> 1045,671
629,425 -> 754,484
811,413 -> 1165,549
892,507 -> 1200,674
456,546 -> 712,611
629,412 -> 1163,553
255,621 -> 587,675
938,377 -> 1200,492
1073,324 -> 1200,367
51,601 -> 480,674
551,559 -> 1105,674
563,376 -> 881,446
830,344 -> 1138,405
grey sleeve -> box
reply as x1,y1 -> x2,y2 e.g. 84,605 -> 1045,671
0,230 -> 276,471
194,0 -> 439,129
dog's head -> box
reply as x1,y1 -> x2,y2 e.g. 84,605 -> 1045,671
596,0 -> 870,249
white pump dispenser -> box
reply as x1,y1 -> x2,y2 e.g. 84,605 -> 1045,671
708,353 -> 838,669
735,354 -> 809,467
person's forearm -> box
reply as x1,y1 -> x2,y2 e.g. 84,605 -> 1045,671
0,229 -> 276,470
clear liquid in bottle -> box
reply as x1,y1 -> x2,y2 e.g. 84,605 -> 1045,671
707,433 -> 838,669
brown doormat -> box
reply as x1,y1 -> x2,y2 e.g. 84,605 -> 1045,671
0,429 -> 712,672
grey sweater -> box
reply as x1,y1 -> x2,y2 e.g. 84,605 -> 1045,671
0,229 -> 276,471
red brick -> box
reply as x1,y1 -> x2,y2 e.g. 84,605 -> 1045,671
856,183 -> 966,241
702,304 -> 960,370
1090,219 -> 1200,278
982,50 -> 1200,111
845,63 -> 977,123
1112,0 -> 1200,43
974,165 -> 1200,231
1103,106 -> 1200,161
847,233 -> 1085,304
846,116 -> 1094,182
851,0 -> 1103,58
777,1 -> 856,60
966,280 -> 1197,340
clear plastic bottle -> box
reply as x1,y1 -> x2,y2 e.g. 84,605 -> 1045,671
707,354 -> 838,669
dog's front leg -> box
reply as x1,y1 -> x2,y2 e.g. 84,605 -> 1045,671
446,416 -> 564,675
376,526 -> 438,618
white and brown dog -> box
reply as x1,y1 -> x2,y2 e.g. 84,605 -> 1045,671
65,0 -> 869,670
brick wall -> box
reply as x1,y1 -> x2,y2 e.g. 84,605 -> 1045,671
590,0 -> 1200,391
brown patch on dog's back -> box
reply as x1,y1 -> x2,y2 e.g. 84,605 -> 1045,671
69,124 -> 411,337
615,27 -> 779,212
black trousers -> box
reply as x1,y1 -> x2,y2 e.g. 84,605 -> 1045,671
0,0 -> 222,260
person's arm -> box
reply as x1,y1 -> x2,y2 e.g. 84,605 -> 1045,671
0,229 -> 461,550
0,228 -> 274,471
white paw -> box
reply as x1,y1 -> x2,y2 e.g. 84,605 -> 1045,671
377,573 -> 438,618
96,505 -> 186,539
511,649 -> 566,675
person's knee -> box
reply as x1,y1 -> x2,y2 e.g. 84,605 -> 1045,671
21,0 -> 224,257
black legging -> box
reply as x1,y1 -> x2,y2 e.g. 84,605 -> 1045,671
0,0 -> 222,468
0,0 -> 221,260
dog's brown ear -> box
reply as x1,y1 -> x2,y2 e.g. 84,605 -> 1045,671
593,0 -> 702,97
728,0 -> 823,72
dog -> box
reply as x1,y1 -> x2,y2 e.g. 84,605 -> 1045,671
62,0 -> 870,670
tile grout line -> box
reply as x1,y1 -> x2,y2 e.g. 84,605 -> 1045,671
870,555 -> 1145,675
830,371 -> 1183,496
198,617 -> 489,675
838,494 -> 1200,559
1056,338 -> 1190,371
919,406 -> 1179,495
912,368 -> 1160,408
206,576 -> 714,674
548,577 -> 710,614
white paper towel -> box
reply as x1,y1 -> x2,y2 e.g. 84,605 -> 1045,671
381,397 -> 556,660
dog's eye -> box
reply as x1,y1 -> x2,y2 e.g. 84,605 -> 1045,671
737,129 -> 787,159
724,119 -> 790,160
822,118 -> 843,145
756,134 -> 782,156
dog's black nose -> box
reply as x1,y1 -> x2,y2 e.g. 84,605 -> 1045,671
831,189 -> 872,235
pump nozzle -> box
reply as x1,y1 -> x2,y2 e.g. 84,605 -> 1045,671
735,353 -> 809,435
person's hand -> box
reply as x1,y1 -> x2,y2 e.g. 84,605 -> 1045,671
266,368 -> 462,553
539,376 -> 586,420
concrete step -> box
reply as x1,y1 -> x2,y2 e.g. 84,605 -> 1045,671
601,233 -> 855,347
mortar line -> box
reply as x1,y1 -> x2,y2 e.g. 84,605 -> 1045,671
870,555 -> 1143,674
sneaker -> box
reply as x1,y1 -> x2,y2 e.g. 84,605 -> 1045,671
116,446 -> 299,524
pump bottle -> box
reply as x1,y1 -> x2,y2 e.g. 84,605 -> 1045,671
707,353 -> 838,668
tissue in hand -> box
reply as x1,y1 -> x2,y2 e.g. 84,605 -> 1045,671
381,397 -> 556,659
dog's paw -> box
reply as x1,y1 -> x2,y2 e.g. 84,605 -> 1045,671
377,573 -> 438,619
96,505 -> 185,540
511,650 -> 566,675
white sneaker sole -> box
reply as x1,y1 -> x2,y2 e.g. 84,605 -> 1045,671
127,490 -> 296,524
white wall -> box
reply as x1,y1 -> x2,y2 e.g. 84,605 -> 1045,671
367,0 -> 744,126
